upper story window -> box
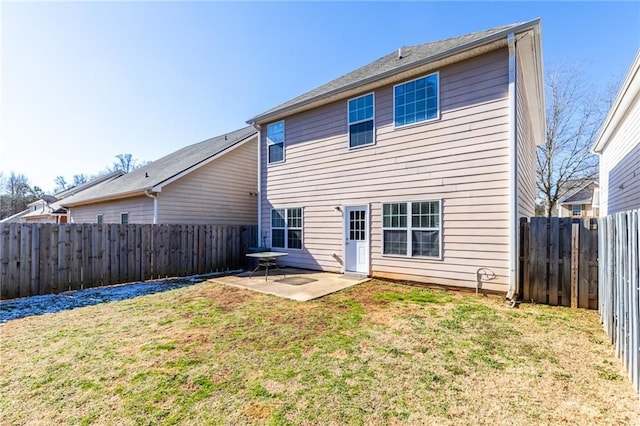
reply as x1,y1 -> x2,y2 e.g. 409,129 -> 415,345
121,212 -> 129,225
348,93 -> 375,148
97,214 -> 103,225
394,73 -> 439,127
267,121 -> 285,164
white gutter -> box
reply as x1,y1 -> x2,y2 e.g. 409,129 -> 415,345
144,190 -> 158,224
250,122 -> 262,247
507,32 -> 518,301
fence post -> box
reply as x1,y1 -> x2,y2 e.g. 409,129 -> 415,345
571,223 -> 579,308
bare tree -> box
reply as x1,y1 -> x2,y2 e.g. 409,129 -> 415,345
72,174 -> 88,186
0,172 -> 41,219
54,176 -> 68,193
111,153 -> 138,174
537,62 -> 613,217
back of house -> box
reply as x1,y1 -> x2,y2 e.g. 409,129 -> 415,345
248,20 -> 545,293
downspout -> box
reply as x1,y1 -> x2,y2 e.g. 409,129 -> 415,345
250,122 -> 262,247
506,32 -> 518,302
144,190 -> 158,224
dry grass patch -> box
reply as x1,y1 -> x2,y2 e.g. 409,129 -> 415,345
1,279 -> 638,425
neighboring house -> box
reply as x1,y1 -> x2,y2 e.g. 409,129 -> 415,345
20,171 -> 124,224
593,50 -> 640,216
558,180 -> 600,218
0,209 -> 30,224
62,127 -> 258,225
247,20 -> 545,294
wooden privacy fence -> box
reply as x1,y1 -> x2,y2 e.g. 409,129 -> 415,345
0,223 -> 258,300
519,217 -> 598,309
598,209 -> 639,394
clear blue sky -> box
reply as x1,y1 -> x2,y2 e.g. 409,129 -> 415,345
2,1 -> 639,193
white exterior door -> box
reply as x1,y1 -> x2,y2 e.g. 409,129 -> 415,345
345,206 -> 369,274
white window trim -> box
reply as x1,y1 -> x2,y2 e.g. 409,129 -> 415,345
381,200 -> 442,260
267,120 -> 286,165
572,204 -> 582,216
347,92 -> 376,149
97,214 -> 103,224
271,207 -> 303,251
393,72 -> 440,129
120,212 -> 129,225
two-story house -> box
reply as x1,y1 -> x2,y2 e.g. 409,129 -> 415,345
247,20 -> 545,296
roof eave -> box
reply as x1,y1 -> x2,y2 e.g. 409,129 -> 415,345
61,188 -> 153,208
247,19 -> 541,125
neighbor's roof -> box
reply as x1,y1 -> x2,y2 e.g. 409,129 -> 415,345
23,171 -> 124,218
62,126 -> 257,207
54,170 -> 125,200
559,181 -> 599,205
248,19 -> 541,124
0,209 -> 30,223
593,49 -> 640,153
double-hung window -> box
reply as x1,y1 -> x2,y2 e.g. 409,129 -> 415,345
97,214 -> 103,225
120,212 -> 129,225
394,73 -> 439,127
271,207 -> 303,249
382,200 -> 441,258
267,121 -> 285,164
348,93 -> 375,148
572,204 -> 582,216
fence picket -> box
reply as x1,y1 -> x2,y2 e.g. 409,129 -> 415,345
19,225 -> 30,298
31,225 -> 40,296
549,218 -> 559,306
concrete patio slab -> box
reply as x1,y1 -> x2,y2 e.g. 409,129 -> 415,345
208,268 -> 370,301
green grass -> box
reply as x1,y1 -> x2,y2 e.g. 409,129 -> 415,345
1,279 -> 638,425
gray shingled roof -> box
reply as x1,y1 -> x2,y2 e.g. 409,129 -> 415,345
248,20 -> 538,123
560,181 -> 598,205
62,126 -> 257,206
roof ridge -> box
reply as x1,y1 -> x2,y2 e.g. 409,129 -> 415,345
406,21 -> 526,50
248,19 -> 540,124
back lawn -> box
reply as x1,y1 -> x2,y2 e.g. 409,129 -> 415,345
1,279 -> 638,425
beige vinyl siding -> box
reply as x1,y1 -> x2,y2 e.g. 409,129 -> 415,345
515,49 -> 537,219
599,96 -> 640,215
262,48 -> 512,291
69,196 -> 153,223
158,138 -> 258,224
558,202 -> 598,218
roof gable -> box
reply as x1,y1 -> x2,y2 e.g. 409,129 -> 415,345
62,126 -> 257,206
248,19 -> 541,125
559,181 -> 598,204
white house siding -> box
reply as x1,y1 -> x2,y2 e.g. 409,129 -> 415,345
157,138 -> 258,224
261,48 -> 513,291
69,196 -> 153,223
515,50 -> 537,219
599,95 -> 640,215
24,216 -> 54,224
